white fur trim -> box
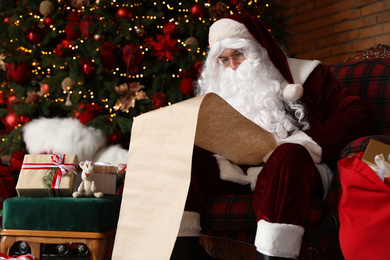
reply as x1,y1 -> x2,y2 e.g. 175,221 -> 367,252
316,163 -> 333,199
287,58 -> 321,86
255,219 -> 304,258
247,166 -> 263,191
23,117 -> 106,161
278,131 -> 322,164
209,18 -> 255,48
282,83 -> 304,101
214,155 -> 250,185
177,211 -> 201,237
93,145 -> 129,167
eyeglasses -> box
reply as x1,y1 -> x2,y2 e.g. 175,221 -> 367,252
216,50 -> 245,66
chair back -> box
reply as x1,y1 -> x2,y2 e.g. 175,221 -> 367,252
329,44 -> 390,135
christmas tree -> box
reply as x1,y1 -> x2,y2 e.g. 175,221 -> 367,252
0,0 -> 289,161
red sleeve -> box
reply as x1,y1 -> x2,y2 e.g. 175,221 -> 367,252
303,64 -> 376,161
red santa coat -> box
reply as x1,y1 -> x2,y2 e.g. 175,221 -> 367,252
185,62 -> 375,223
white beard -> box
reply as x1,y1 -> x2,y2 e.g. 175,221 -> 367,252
197,57 -> 299,140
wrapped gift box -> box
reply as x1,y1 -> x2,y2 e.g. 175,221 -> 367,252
73,162 -> 118,195
93,163 -> 118,195
16,154 -> 79,197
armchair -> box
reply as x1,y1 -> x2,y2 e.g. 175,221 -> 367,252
199,44 -> 390,260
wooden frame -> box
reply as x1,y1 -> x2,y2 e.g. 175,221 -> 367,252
0,229 -> 116,260
347,44 -> 390,61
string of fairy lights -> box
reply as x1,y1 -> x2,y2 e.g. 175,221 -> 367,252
1,0 -> 268,147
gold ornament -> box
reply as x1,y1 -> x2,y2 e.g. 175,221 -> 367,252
61,77 -> 75,93
39,0 -> 55,18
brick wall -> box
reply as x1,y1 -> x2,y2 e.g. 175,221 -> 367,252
274,0 -> 390,64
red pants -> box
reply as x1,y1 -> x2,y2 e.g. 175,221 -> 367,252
185,143 -> 323,226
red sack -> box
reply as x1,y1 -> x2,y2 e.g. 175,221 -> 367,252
338,151 -> 390,260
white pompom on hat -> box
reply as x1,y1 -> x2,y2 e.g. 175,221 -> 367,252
208,14 -> 304,101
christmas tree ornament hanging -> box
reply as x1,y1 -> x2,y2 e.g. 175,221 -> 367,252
65,21 -> 82,40
79,59 -> 96,76
25,28 -> 42,45
39,0 -> 55,18
79,16 -> 95,38
180,78 -> 194,95
61,77 -> 75,93
0,53 -> 6,71
7,62 -> 31,84
25,91 -> 42,104
121,44 -> 143,74
69,0 -> 91,9
44,16 -> 54,26
209,2 -> 229,19
107,129 -> 123,144
1,111 -> 21,131
189,3 -> 206,18
184,36 -> 198,50
116,7 -> 132,20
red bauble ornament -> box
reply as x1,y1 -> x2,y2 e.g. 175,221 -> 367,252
25,28 -> 42,45
65,21 -> 81,39
189,3 -> 206,18
116,7 -> 132,19
100,50 -> 116,69
79,59 -> 96,76
2,111 -> 20,131
180,78 -> 195,95
107,129 -> 123,144
151,92 -> 168,109
79,19 -> 93,38
7,94 -> 18,105
41,83 -> 50,94
44,16 -> 54,26
162,21 -> 178,36
7,62 -> 31,84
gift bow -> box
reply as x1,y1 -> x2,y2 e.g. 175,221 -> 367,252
374,153 -> 390,182
50,154 -> 77,176
50,154 -> 77,196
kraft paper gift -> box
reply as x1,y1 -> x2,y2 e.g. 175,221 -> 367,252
112,93 -> 277,260
93,162 -> 118,195
16,154 -> 78,197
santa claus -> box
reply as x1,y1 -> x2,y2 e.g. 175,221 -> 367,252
174,14 -> 375,260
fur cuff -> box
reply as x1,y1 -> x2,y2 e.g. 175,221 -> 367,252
255,219 -> 304,258
177,211 -> 201,237
214,155 -> 250,185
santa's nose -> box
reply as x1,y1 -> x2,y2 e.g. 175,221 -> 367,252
227,59 -> 242,70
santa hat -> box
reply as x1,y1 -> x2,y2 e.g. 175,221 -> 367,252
208,14 -> 303,101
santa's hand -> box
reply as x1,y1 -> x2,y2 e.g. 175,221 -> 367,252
214,155 -> 250,185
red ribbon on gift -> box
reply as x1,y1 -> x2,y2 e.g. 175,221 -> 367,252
21,154 -> 77,197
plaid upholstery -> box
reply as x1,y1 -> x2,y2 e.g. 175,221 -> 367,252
329,59 -> 390,135
200,57 -> 390,259
340,135 -> 390,159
